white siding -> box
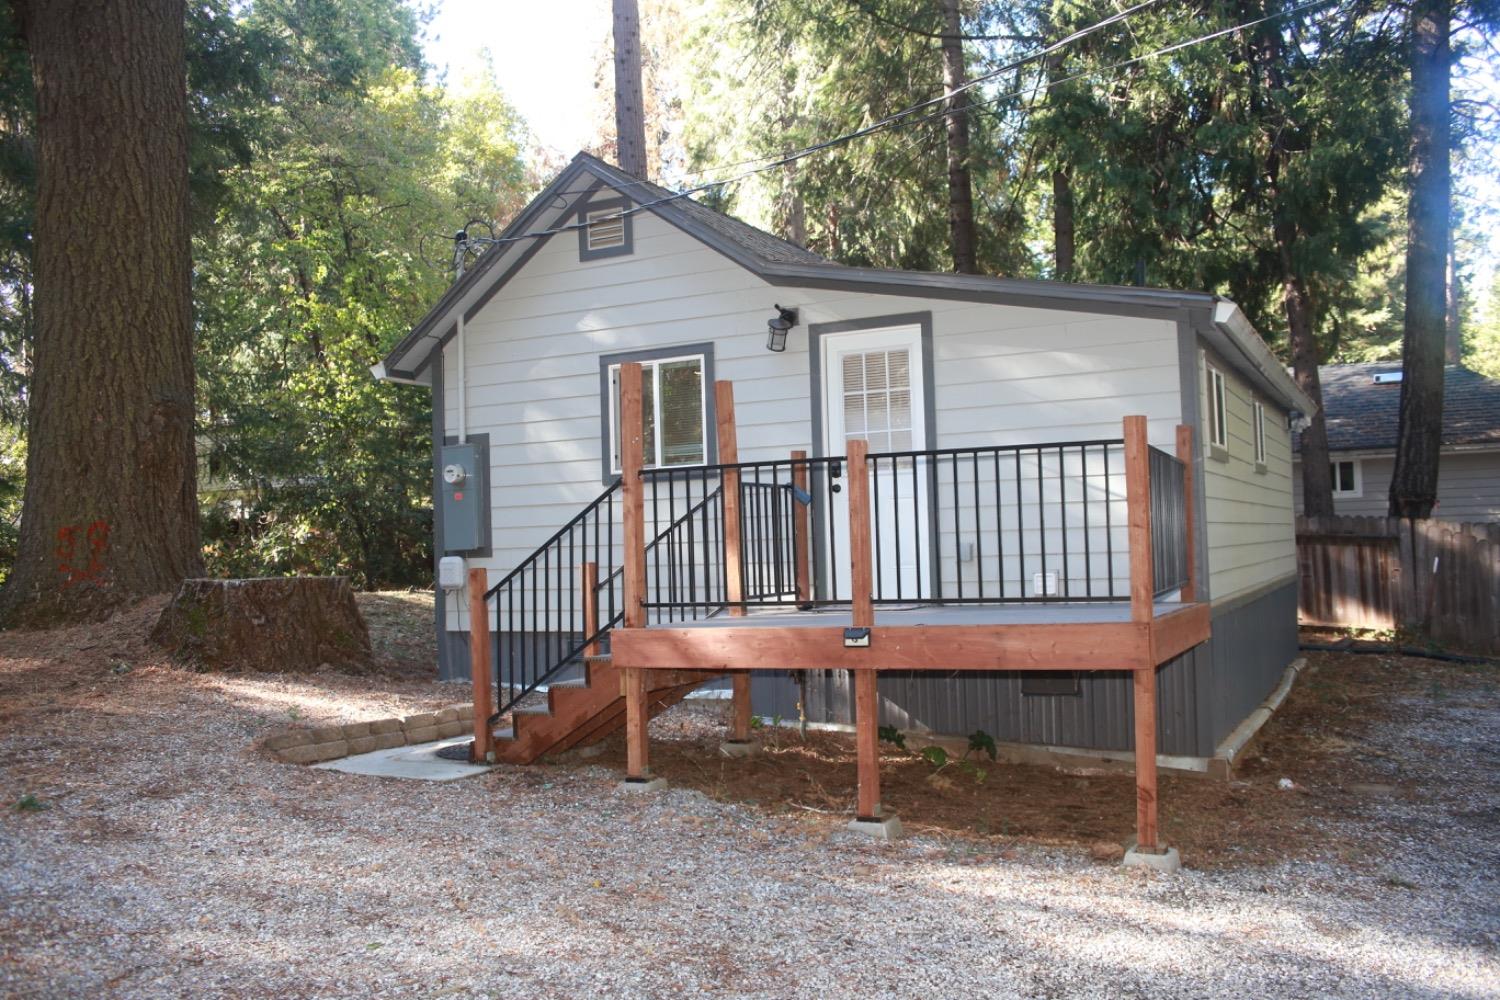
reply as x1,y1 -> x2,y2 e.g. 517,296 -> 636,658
1199,346 -> 1296,603
1292,449 -> 1500,522
443,211 -> 1185,629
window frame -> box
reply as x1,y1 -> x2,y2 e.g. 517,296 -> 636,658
599,344 -> 716,484
1330,458 -> 1362,498
1206,363 -> 1229,457
577,195 -> 633,261
1252,399 -> 1267,470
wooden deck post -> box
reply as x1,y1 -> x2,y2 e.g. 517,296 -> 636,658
467,567 -> 493,763
846,438 -> 881,819
1133,663 -> 1160,851
1123,415 -> 1155,624
581,561 -> 600,658
1175,425 -> 1197,604
730,674 -> 753,742
791,449 -> 811,605
621,362 -> 646,630
1124,416 -> 1160,851
716,380 -> 744,617
624,666 -> 650,779
619,363 -> 652,779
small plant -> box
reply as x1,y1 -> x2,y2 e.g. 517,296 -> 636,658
748,715 -> 764,730
878,725 -> 907,750
920,745 -> 949,768
286,707 -> 302,721
967,729 -> 997,762
14,793 -> 47,812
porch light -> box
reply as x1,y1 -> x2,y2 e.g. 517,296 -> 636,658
766,305 -> 798,352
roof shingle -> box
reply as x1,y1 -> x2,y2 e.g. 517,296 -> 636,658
1307,362 -> 1500,452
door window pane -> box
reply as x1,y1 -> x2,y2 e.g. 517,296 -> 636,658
841,348 -> 914,455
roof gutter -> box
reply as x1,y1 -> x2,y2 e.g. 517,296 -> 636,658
1212,300 -> 1318,416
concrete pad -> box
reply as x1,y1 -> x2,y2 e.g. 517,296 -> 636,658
619,776 -> 668,794
313,736 -> 490,782
1122,841 -> 1182,874
847,815 -> 904,841
719,740 -> 759,758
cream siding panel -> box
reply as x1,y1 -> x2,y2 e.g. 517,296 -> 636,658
1199,346 -> 1296,603
445,211 -> 1185,630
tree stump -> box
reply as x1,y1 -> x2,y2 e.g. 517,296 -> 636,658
151,577 -> 373,672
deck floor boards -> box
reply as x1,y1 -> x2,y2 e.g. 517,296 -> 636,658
653,601 -> 1186,630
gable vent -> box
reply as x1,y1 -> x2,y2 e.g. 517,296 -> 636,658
586,208 -> 627,251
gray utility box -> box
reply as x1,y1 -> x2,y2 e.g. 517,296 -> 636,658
440,442 -> 486,553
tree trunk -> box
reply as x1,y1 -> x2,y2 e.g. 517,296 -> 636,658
939,0 -> 978,274
1047,54 -> 1075,281
1390,0 -> 1450,518
1280,230 -> 1336,517
1445,242 -> 1461,363
0,0 -> 201,627
612,0 -> 648,179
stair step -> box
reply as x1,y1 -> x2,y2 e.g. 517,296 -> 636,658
494,727 -> 515,741
584,654 -> 613,667
514,705 -> 551,717
549,678 -> 589,690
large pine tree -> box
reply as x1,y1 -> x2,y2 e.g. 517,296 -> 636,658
0,0 -> 200,625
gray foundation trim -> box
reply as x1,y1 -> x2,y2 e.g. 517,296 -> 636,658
807,312 -> 938,599
441,432 -> 492,557
432,361 -> 449,680
751,579 -> 1298,758
1177,313 -> 1214,604
597,342 -> 718,485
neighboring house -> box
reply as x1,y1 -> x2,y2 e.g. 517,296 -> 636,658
1292,362 -> 1500,522
374,152 -> 1314,778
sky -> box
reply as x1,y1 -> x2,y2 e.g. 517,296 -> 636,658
422,0 -> 611,157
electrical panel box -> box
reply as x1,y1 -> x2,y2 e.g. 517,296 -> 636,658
440,442 -> 486,553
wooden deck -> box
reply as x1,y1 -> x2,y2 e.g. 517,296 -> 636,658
611,600 -> 1210,673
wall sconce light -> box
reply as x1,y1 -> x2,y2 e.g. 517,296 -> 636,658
766,305 -> 798,352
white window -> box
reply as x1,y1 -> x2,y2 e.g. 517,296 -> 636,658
1330,459 -> 1361,497
1253,400 -> 1267,466
841,348 -> 914,454
608,355 -> 707,474
1206,364 -> 1228,450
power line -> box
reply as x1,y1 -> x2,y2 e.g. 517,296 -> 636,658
432,0 -> 1344,262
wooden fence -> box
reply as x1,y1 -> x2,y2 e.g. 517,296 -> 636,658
1296,515 -> 1500,653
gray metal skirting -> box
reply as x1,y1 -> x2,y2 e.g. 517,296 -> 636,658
437,580 -> 1299,758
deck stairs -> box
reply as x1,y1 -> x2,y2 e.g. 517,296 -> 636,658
491,654 -> 721,764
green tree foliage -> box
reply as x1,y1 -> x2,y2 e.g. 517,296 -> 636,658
195,8 -> 530,587
0,1 -> 532,589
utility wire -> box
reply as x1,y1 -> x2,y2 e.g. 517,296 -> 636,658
434,0 -> 1343,259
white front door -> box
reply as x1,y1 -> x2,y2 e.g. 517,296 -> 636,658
822,324 -> 930,602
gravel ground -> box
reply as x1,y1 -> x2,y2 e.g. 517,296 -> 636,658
1,601 -> 1497,999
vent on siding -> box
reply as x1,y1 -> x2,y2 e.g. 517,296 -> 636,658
586,208 -> 626,252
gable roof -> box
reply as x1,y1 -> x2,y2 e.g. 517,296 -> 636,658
1303,362 -> 1500,453
373,152 -> 1314,415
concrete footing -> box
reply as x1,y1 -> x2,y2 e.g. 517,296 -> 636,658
618,776 -> 668,794
846,814 -> 904,841
1122,839 -> 1182,874
719,740 -> 759,758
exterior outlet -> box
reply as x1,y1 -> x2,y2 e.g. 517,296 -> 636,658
1032,571 -> 1060,597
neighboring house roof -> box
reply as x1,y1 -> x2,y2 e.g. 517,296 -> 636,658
1296,362 -> 1500,454
375,152 -> 1314,415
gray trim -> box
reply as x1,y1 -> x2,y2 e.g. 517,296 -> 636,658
432,360 -> 449,680
808,312 -> 938,599
441,432 -> 492,557
597,342 -> 718,486
576,193 -> 635,261
1176,313 -> 1214,604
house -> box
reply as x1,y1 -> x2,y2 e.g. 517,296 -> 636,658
1292,362 -> 1500,521
374,152 -> 1314,854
